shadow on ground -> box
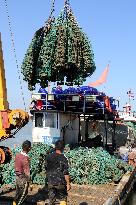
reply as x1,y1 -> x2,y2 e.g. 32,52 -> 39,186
0,185 -> 89,205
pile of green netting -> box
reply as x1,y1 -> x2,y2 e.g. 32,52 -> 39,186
0,143 -> 52,188
65,147 -> 133,184
0,144 -> 132,189
21,1 -> 96,90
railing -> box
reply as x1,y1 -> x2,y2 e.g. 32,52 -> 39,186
30,93 -> 117,116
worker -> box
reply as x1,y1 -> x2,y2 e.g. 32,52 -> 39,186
45,140 -> 71,205
128,147 -> 136,167
13,140 -> 31,205
118,146 -> 129,162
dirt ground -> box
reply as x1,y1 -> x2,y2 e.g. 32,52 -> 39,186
0,183 -> 117,205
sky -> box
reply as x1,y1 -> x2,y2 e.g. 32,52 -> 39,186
0,0 -> 136,112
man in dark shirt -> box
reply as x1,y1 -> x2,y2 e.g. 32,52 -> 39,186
45,140 -> 71,205
13,140 -> 31,205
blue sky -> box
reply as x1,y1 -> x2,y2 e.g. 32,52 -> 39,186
0,0 -> 136,111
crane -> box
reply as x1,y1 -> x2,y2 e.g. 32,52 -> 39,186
0,33 -> 29,164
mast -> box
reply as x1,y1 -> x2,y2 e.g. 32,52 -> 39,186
0,32 -> 9,110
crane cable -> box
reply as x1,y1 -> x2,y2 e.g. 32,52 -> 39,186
48,0 -> 70,18
4,0 -> 27,111
49,0 -> 55,19
65,0 -> 70,6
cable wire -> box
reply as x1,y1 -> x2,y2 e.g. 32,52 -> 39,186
49,0 -> 55,19
4,0 -> 27,111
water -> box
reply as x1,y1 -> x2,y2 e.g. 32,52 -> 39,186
125,190 -> 136,205
0,120 -> 33,148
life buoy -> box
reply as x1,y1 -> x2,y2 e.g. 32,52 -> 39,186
36,100 -> 43,110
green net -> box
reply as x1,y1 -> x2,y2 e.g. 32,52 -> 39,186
0,144 -> 132,189
21,4 -> 96,90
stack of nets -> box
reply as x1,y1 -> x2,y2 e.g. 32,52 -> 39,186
0,144 -> 52,189
65,147 -> 132,184
0,144 -> 132,189
21,2 -> 96,90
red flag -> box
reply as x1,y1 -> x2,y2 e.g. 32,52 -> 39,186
88,64 -> 109,87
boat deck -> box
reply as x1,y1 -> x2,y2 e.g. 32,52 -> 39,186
0,169 -> 135,205
0,184 -> 116,205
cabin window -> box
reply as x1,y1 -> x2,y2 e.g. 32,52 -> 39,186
45,113 -> 56,128
35,113 -> 43,127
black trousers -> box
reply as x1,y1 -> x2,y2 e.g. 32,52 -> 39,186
48,184 -> 67,205
14,175 -> 29,205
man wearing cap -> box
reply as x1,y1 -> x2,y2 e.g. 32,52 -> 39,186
13,140 -> 31,205
45,140 -> 71,205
